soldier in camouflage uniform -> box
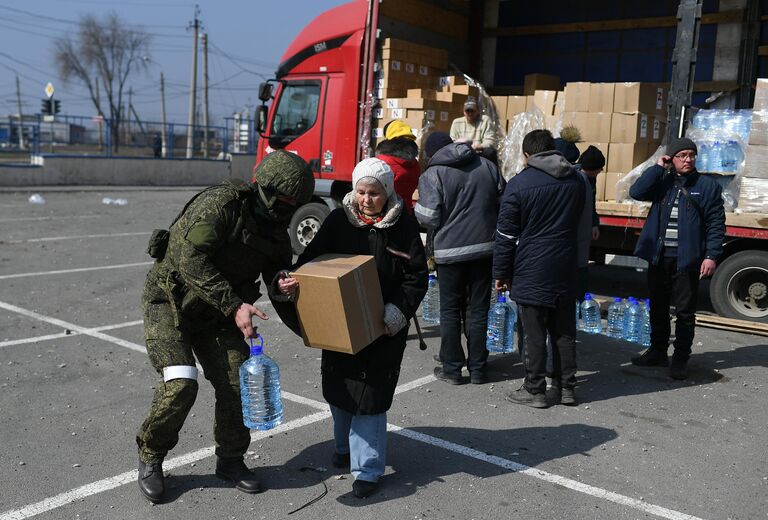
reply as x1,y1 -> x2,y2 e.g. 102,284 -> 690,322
136,150 -> 314,503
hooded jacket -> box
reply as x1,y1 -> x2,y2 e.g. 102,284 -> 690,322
630,165 -> 725,270
415,142 -> 505,264
377,154 -> 420,212
493,150 -> 585,307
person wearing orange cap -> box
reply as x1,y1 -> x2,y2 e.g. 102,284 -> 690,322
375,120 -> 421,213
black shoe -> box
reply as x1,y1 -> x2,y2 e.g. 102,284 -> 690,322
215,457 -> 263,494
138,460 -> 164,504
631,349 -> 669,367
352,479 -> 378,498
560,387 -> 577,406
506,386 -> 548,409
469,371 -> 486,385
331,451 -> 350,468
432,354 -> 442,364
433,366 -> 465,385
670,357 -> 689,380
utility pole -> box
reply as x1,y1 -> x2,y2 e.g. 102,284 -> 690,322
202,32 -> 209,158
15,74 -> 24,150
160,72 -> 167,157
185,5 -> 200,158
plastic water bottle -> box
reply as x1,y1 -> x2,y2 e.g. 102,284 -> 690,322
709,141 -> 723,173
503,297 -> 517,353
240,335 -> 283,430
606,297 -> 625,338
696,142 -> 710,172
721,141 -> 741,173
580,293 -> 602,334
575,300 -> 581,331
486,295 -> 513,353
422,273 -> 440,324
639,299 -> 651,347
624,300 -> 642,343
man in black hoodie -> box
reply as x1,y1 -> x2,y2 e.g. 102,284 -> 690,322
493,129 -> 585,408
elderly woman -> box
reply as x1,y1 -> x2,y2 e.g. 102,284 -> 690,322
276,157 -> 428,498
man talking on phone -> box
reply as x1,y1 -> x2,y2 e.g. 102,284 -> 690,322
629,137 -> 725,379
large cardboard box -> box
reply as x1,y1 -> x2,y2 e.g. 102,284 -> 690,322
507,96 -> 527,116
611,113 -> 650,143
754,79 -> 768,110
604,172 -> 622,201
749,109 -> 768,145
533,90 -> 558,115
742,144 -> 768,179
563,82 -> 591,112
491,96 -> 508,119
292,254 -> 385,354
608,143 -> 651,173
614,82 -> 666,115
595,170 -> 607,201
588,83 -> 615,113
523,73 -> 560,95
563,112 -> 611,142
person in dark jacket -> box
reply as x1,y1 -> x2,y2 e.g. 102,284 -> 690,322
493,129 -> 585,408
575,145 -> 606,299
276,157 -> 428,498
416,131 -> 505,385
629,137 -> 725,379
376,120 -> 421,213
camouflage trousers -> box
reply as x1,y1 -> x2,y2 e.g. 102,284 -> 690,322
136,282 -> 250,464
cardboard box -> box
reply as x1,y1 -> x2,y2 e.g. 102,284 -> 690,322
525,95 -> 535,112
604,172 -> 622,201
742,144 -> 768,179
651,116 -> 665,142
507,96 -> 527,116
491,96 -> 508,119
614,82 -> 666,115
595,170 -> 607,201
407,88 -> 437,99
611,113 -> 650,143
749,109 -> 768,145
608,143 -> 651,173
446,85 -> 480,98
292,254 -> 385,354
523,73 -> 560,95
753,79 -> 768,110
438,75 -> 467,89
563,82 -> 591,112
588,83 -> 615,113
533,90 -> 558,115
562,112 -> 611,142
737,177 -> 768,212
435,91 -> 468,104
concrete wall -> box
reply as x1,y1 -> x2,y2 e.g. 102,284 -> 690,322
0,154 -> 257,186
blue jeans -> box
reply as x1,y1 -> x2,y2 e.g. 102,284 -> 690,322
330,405 -> 387,483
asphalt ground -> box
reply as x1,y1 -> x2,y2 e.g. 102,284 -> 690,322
0,189 -> 765,520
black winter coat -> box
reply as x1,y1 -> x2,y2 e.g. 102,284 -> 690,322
493,151 -> 585,307
281,198 -> 428,415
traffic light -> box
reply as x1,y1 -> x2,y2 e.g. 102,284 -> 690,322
53,100 -> 61,115
41,99 -> 51,114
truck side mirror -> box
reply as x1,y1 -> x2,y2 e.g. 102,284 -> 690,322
256,105 -> 269,134
258,83 -> 273,102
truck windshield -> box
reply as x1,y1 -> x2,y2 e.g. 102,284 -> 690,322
271,82 -> 321,138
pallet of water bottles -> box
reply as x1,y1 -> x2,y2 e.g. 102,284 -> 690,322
578,293 -> 651,346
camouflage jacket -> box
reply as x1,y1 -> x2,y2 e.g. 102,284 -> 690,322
146,180 -> 292,329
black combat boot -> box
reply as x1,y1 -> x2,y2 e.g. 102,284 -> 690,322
215,457 -> 263,494
669,355 -> 690,380
631,348 -> 669,367
138,459 -> 165,503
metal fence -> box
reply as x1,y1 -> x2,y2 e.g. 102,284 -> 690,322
0,113 -> 258,160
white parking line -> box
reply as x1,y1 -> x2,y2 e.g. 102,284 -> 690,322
0,306 -> 707,520
0,320 -> 143,348
0,262 -> 153,280
0,301 -> 146,353
4,232 -> 151,243
0,215 -> 101,223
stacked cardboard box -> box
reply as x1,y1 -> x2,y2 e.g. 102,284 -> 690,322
562,82 -> 667,201
373,39 -> 466,145
739,79 -> 768,212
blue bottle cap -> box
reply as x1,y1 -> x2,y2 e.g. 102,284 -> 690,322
614,297 -> 622,302
498,295 -> 506,303
428,273 -> 437,280
249,334 -> 264,356
584,293 -> 592,300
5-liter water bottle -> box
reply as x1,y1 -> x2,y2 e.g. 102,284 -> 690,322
639,299 -> 651,347
709,141 -> 723,172
503,297 -> 517,353
240,335 -> 283,430
487,295 -> 514,353
696,142 -> 710,172
575,300 -> 581,331
606,297 -> 625,338
580,293 -> 602,334
721,140 -> 741,173
422,273 -> 440,324
624,300 -> 642,343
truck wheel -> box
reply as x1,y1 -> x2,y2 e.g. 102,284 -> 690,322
710,250 -> 768,323
289,202 -> 330,254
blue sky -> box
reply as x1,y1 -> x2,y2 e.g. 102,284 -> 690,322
0,0 -> 345,125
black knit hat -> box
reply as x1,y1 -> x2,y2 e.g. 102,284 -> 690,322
579,145 -> 606,170
666,137 -> 698,157
425,131 -> 453,158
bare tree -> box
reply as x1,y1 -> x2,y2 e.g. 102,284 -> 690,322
54,12 -> 151,152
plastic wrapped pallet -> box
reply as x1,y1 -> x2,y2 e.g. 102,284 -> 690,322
737,177 -> 768,213
499,107 -> 546,180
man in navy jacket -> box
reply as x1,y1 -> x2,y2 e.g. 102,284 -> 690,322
629,137 -> 725,379
493,130 -> 585,408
